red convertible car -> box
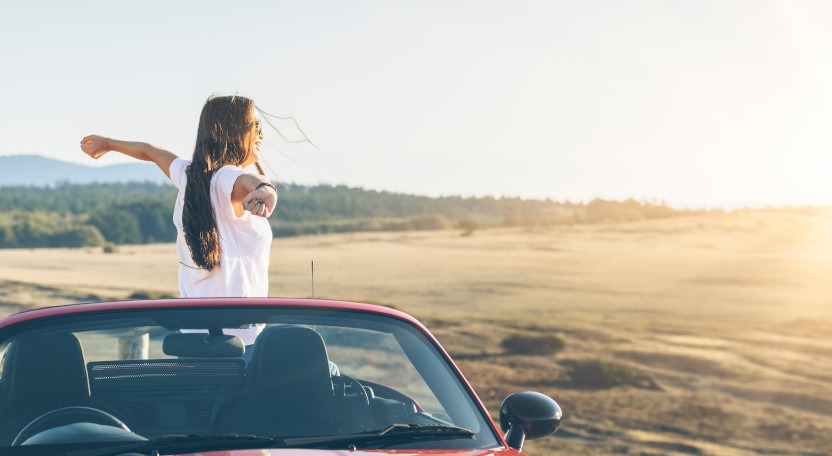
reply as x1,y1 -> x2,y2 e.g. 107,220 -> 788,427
0,298 -> 561,455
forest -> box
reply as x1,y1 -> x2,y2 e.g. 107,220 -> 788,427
0,181 -> 747,249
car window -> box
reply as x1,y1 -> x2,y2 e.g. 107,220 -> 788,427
74,327 -> 170,362
317,326 -> 444,420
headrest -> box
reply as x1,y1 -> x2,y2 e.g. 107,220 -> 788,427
7,332 -> 90,403
247,326 -> 332,396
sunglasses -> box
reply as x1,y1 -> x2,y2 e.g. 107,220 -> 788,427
255,118 -> 262,136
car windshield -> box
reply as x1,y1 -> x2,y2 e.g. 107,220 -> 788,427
0,305 -> 500,452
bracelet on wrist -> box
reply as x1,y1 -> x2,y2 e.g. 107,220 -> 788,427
255,182 -> 277,193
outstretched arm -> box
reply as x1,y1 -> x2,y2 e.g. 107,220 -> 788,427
80,135 -> 179,179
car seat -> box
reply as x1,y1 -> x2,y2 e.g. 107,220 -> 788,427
212,325 -> 343,437
0,332 -> 90,445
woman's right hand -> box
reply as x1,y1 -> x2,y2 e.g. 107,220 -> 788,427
80,135 -> 110,159
242,186 -> 278,218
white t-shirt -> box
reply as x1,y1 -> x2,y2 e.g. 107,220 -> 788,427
169,158 -> 273,299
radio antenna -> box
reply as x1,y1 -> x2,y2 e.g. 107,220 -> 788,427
311,260 -> 315,298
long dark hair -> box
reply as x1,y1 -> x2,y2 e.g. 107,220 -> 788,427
183,95 -> 259,271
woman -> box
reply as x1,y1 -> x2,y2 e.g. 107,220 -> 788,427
81,95 -> 278,303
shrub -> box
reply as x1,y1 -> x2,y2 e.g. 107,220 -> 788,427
501,332 -> 566,355
380,220 -> 410,231
409,214 -> 453,231
53,225 -> 105,247
102,242 -> 118,253
458,219 -> 477,236
565,358 -> 657,389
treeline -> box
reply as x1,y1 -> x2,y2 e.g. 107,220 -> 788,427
0,183 -> 176,248
0,181 -> 696,249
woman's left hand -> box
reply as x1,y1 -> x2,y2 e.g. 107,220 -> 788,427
242,186 -> 277,218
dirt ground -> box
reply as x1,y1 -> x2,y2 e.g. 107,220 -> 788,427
1,211 -> 830,455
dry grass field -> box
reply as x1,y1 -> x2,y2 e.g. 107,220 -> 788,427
1,211 -> 831,455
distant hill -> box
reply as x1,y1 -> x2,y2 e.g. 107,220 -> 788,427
0,155 -> 169,186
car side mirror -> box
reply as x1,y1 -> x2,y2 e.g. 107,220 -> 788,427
500,391 -> 562,451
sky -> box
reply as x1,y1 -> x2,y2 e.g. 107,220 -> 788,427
2,0 -> 832,209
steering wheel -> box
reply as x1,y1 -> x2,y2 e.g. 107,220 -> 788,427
13,406 -> 131,446
335,375 -> 370,406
